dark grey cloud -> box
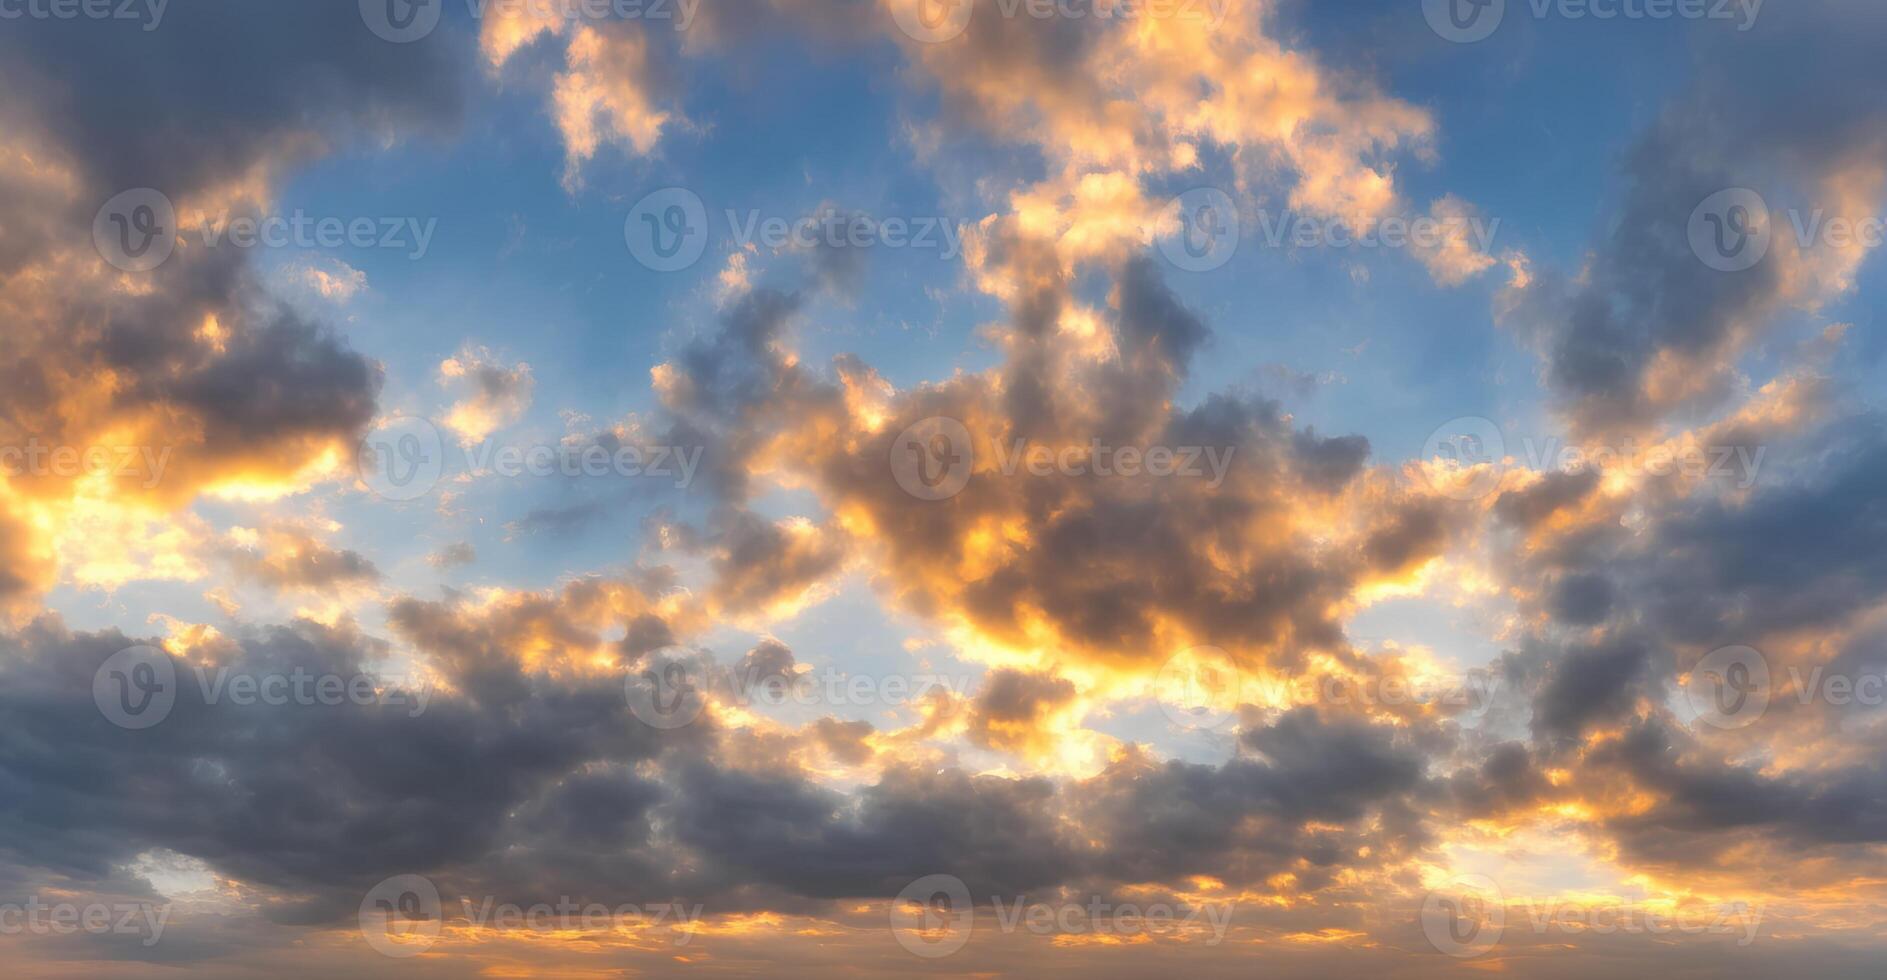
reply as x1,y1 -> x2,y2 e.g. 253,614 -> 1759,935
0,615 -> 1452,952
965,669 -> 1076,753
0,617 -> 658,912
1502,1 -> 1887,433
1292,430 -> 1371,493
0,0 -> 470,607
0,2 -> 466,203
1588,720 -> 1887,866
1080,709 -> 1429,887
216,524 -> 382,594
1493,469 -> 1600,529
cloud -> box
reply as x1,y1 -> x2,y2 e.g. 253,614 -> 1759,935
0,1 -> 465,608
215,522 -> 381,594
439,346 -> 536,445
1499,2 -> 1887,436
284,259 -> 369,303
427,542 -> 478,570
481,12 -> 684,190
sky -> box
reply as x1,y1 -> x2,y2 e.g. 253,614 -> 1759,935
2,0 -> 1887,975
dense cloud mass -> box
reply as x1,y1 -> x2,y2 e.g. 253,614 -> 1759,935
2,0 -> 1886,976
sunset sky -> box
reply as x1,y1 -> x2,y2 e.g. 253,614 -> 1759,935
3,0 -> 1887,975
